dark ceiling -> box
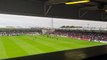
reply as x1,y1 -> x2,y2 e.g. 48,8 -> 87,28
0,0 -> 107,21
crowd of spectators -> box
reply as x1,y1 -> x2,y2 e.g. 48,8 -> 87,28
52,30 -> 107,42
0,28 -> 42,36
0,28 -> 107,42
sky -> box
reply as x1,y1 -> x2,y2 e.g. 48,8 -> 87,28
0,14 -> 107,28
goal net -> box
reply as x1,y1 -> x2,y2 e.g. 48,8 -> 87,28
42,28 -> 55,34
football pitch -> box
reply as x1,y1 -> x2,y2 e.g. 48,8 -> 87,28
0,35 -> 106,60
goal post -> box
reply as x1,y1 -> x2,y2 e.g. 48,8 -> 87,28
42,28 -> 55,34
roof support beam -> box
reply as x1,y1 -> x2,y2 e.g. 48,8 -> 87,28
101,12 -> 107,20
78,8 -> 89,18
44,3 -> 53,16
46,0 -> 91,5
65,0 -> 89,5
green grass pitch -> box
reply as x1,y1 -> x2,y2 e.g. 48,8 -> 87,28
0,35 -> 106,60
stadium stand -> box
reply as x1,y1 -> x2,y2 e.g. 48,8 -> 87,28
52,29 -> 107,43
0,28 -> 42,36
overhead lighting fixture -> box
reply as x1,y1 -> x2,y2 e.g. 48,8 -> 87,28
105,10 -> 107,12
65,0 -> 89,5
